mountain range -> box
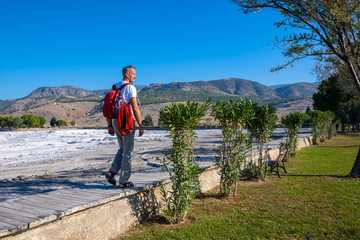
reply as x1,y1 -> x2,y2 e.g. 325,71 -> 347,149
141,78 -> 317,100
0,78 -> 318,127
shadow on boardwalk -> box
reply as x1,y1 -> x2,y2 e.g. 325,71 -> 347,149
0,168 -> 115,202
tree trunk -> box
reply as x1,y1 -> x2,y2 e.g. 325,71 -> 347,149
344,44 -> 360,178
344,61 -> 360,95
350,146 -> 360,178
342,123 -> 346,133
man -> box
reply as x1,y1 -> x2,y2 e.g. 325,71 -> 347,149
105,65 -> 144,188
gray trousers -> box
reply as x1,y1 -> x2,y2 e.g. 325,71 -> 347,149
109,119 -> 135,184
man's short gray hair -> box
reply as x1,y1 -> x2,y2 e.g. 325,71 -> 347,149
122,65 -> 135,76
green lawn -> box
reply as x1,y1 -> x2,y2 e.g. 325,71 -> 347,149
118,134 -> 360,240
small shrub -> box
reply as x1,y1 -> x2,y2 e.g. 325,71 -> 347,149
248,104 -> 277,179
159,99 -> 210,224
281,111 -> 305,159
212,99 -> 254,195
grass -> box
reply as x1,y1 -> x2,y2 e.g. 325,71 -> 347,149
117,133 -> 360,240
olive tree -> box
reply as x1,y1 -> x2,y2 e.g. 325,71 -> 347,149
12,117 -> 23,129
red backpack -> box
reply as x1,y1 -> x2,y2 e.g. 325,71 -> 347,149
103,83 -> 134,135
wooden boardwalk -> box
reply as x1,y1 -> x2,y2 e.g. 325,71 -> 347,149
0,160 -> 215,238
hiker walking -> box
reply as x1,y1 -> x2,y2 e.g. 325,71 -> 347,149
105,65 -> 144,188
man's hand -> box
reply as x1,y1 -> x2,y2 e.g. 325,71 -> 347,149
138,125 -> 144,136
108,126 -> 115,136
107,118 -> 114,136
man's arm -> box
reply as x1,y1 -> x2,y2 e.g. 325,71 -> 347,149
107,118 -> 114,136
130,97 -> 144,136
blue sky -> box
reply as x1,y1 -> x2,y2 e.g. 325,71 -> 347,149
0,0 -> 317,100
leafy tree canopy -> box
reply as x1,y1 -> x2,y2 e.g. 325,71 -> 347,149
232,0 -> 360,94
313,74 -> 360,125
313,75 -> 342,112
0,115 -> 45,128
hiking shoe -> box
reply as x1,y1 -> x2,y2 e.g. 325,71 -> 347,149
118,182 -> 135,188
105,172 -> 116,185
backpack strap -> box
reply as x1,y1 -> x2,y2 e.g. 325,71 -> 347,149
107,83 -> 130,105
118,83 -> 131,104
110,83 -> 130,101
118,83 -> 130,91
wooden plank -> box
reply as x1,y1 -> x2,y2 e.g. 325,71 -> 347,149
0,215 -> 25,227
31,193 -> 113,213
14,198 -> 69,212
68,189 -> 117,200
0,220 -> 16,229
0,217 -> 33,238
0,223 -> 17,238
0,206 -> 40,220
0,210 -> 36,225
61,188 -> 123,203
1,190 -> 109,224
39,192 -> 88,205
0,202 -> 60,231
24,193 -> 81,207
35,193 -> 103,211
0,201 -> 58,218
131,176 -> 164,185
72,188 -> 124,200
73,188 -> 116,197
56,188 -> 109,199
53,190 -> 103,202
51,191 -> 93,201
47,194 -> 93,206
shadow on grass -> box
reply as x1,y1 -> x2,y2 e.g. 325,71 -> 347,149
140,215 -> 168,225
315,144 -> 360,149
284,174 -> 350,178
196,192 -> 226,200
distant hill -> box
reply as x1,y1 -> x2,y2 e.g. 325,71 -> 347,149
27,85 -> 147,100
28,86 -> 99,99
142,78 -> 279,100
269,82 -> 318,90
275,82 -> 319,98
141,78 -> 318,102
0,78 -> 319,127
269,84 -> 290,89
